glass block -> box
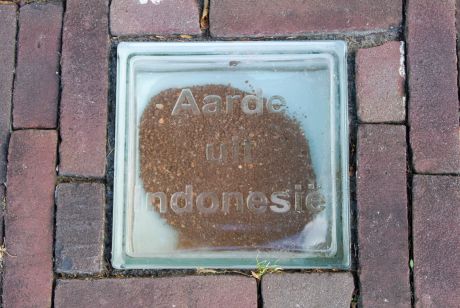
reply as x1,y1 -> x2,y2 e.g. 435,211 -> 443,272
112,41 -> 350,269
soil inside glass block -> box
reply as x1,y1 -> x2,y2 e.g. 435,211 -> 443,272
139,84 -> 319,250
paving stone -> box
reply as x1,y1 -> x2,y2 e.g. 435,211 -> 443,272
210,0 -> 402,37
0,5 -> 17,184
4,130 -> 57,308
356,41 -> 406,123
54,276 -> 257,307
412,175 -> 460,307
262,273 -> 354,308
60,0 -> 109,178
110,0 -> 201,36
357,125 -> 411,307
55,183 -> 105,274
407,0 -> 460,173
12,3 -> 62,129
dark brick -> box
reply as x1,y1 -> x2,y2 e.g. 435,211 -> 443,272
60,0 -> 109,178
262,273 -> 354,308
357,125 -> 411,307
110,0 -> 201,36
210,0 -> 402,37
54,276 -> 257,307
55,183 -> 105,274
412,176 -> 460,307
12,3 -> 62,129
407,0 -> 460,173
356,41 -> 406,123
4,130 -> 57,308
0,5 -> 17,183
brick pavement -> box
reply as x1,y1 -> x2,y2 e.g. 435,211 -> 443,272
54,276 -> 257,308
357,125 -> 410,307
59,0 -> 109,178
412,176 -> 459,307
407,0 -> 460,174
12,2 -> 62,129
55,183 -> 105,274
0,0 -> 458,307
4,130 -> 57,307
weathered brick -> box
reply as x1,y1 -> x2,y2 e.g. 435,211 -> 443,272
55,183 -> 105,274
4,130 -> 57,308
262,273 -> 354,308
357,125 -> 411,307
412,175 -> 460,307
0,5 -> 17,183
60,0 -> 109,178
356,41 -> 406,123
110,0 -> 201,36
54,276 -> 257,307
407,0 -> 460,173
12,3 -> 62,129
210,0 -> 402,37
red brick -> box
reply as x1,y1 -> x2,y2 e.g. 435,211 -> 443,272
356,41 -> 406,123
55,183 -> 105,274
210,0 -> 402,37
412,175 -> 460,307
407,0 -> 460,173
12,3 -> 62,129
54,276 -> 257,307
262,273 -> 354,308
4,130 -> 57,308
357,125 -> 411,307
0,5 -> 17,183
110,0 -> 201,36
60,0 -> 109,178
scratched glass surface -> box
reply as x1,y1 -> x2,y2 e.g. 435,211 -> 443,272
112,42 -> 350,269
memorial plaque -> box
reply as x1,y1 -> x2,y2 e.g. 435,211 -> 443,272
112,41 -> 350,269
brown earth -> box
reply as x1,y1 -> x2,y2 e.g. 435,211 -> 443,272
139,84 -> 317,250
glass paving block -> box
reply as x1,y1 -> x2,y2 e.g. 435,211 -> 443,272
112,41 -> 350,269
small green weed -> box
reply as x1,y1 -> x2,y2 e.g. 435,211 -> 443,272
251,258 -> 282,280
